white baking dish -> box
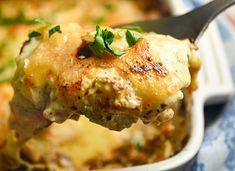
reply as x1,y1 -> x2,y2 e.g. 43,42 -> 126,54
98,0 -> 234,170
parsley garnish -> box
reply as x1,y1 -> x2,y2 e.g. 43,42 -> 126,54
88,25 -> 106,58
121,25 -> 144,33
34,18 -> 62,37
104,3 -> 115,11
28,31 -> 42,39
91,16 -> 105,25
135,141 -> 144,151
89,25 -> 126,58
133,135 -> 144,151
34,18 -> 52,26
102,29 -> 127,56
0,59 -> 15,74
0,59 -> 16,83
28,18 -> 62,39
0,42 -> 6,50
126,30 -> 141,47
49,25 -> 62,37
0,10 -> 35,26
102,29 -> 114,44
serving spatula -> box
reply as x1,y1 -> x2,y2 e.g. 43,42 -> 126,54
118,0 -> 235,43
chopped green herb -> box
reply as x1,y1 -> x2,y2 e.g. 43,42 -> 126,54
0,59 -> 16,83
135,141 -> 144,151
102,29 -> 114,44
49,25 -> 62,37
32,18 -> 62,38
34,17 -> 52,26
88,25 -> 127,58
106,43 -> 127,56
121,25 -> 144,33
0,42 -> 7,50
55,3 -> 74,12
0,10 -> 35,26
88,25 -> 106,58
28,31 -> 42,39
103,29 -> 127,56
91,16 -> 105,25
104,3 -> 115,11
126,30 -> 141,47
0,76 -> 13,83
0,60 -> 16,74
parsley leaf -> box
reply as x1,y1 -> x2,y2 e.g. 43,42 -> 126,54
88,25 -> 126,58
91,16 -> 105,25
135,141 -> 144,151
121,25 -> 144,33
104,3 -> 115,11
126,30 -> 141,47
28,31 -> 42,39
88,25 -> 106,58
103,29 -> 127,56
0,59 -> 16,74
33,18 -> 62,38
0,10 -> 35,26
0,59 -> 16,83
105,43 -> 127,56
102,29 -> 114,44
34,18 -> 52,26
49,25 -> 62,37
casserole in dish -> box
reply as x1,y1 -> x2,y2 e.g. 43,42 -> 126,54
0,0 -> 204,170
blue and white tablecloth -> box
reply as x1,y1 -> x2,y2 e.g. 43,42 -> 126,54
183,1 -> 235,171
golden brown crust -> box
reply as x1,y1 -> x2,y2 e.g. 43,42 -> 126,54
0,1 -> 199,170
9,24 -> 193,140
58,39 -> 169,99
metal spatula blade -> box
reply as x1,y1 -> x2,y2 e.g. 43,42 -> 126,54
117,0 -> 235,42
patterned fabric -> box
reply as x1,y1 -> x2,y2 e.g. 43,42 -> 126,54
182,0 -> 203,8
182,0 -> 235,171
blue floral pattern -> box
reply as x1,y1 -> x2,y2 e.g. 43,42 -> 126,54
217,18 -> 235,83
219,96 -> 235,171
187,160 -> 205,171
182,0 -> 203,9
193,92 -> 235,171
202,129 -> 220,147
182,0 -> 235,171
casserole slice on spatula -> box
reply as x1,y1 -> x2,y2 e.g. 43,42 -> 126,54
10,23 -> 199,142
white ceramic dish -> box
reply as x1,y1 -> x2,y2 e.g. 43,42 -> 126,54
98,0 -> 234,170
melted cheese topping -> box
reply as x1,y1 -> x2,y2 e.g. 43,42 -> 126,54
9,24 -> 195,144
0,1 -> 201,170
